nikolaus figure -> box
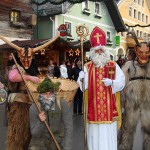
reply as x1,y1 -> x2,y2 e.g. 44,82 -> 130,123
0,34 -> 59,150
78,27 -> 125,150
119,33 -> 150,150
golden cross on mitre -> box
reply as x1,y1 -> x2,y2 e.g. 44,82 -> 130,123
94,33 -> 102,44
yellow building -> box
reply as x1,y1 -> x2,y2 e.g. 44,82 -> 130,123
117,0 -> 150,56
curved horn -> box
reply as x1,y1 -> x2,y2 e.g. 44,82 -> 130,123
33,32 -> 60,53
0,35 -> 21,51
127,31 -> 140,46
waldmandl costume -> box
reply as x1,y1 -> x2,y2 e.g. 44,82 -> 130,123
28,78 -> 73,150
119,32 -> 150,150
78,27 -> 125,150
0,34 -> 60,150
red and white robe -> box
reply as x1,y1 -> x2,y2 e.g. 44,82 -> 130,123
78,61 -> 125,150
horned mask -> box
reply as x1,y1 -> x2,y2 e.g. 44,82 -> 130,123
127,31 -> 150,65
0,33 -> 60,69
134,42 -> 150,65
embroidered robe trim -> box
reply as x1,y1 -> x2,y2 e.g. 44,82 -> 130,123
85,61 -> 119,124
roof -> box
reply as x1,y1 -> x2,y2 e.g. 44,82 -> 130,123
32,2 -> 73,17
104,0 -> 126,32
32,0 -> 126,32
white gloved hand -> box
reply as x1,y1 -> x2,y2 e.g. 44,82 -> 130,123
101,78 -> 112,86
79,71 -> 85,79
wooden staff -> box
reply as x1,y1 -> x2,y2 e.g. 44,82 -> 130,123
76,25 -> 89,149
11,53 -> 61,150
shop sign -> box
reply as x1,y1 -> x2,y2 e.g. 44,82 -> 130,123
116,36 -> 120,46
58,24 -> 67,36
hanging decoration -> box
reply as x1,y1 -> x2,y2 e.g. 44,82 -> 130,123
30,0 -> 99,5
69,49 -> 74,56
125,23 -> 150,28
75,48 -> 80,56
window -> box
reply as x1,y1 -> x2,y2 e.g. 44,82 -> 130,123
140,31 -> 142,38
138,12 -> 141,21
138,0 -> 141,5
82,0 -> 90,15
10,10 -> 20,22
110,54 -> 114,61
142,14 -> 144,22
142,0 -> 144,7
146,15 -> 148,24
95,2 -> 101,15
65,22 -> 72,36
134,9 -> 137,19
137,30 -> 139,37
129,7 -> 132,17
143,33 -> 147,40
82,0 -> 89,10
106,31 -> 111,42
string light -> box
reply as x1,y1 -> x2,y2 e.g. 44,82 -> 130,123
125,23 -> 150,28
69,49 -> 74,56
75,49 -> 80,56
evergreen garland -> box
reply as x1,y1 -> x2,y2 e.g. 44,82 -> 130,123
125,23 -> 150,28
30,0 -> 101,5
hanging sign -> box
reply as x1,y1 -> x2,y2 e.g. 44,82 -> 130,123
116,36 -> 120,46
58,24 -> 67,36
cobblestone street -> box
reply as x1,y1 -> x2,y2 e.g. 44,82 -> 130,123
0,102 -> 142,150
0,103 -> 84,150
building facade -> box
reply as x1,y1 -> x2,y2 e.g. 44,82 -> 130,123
32,0 -> 126,61
117,0 -> 150,56
0,0 -> 34,71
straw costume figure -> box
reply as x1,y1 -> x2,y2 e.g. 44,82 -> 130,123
0,34 -> 60,150
28,78 -> 73,150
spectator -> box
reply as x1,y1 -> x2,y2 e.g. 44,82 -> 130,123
0,81 -> 4,89
126,48 -> 136,61
60,60 -> 68,79
116,55 -> 126,68
71,58 -> 83,116
7,53 -> 14,69
47,60 -> 54,77
66,61 -> 73,79
53,62 -> 60,78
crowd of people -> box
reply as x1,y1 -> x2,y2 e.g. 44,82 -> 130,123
46,58 -> 84,116
0,26 -> 150,150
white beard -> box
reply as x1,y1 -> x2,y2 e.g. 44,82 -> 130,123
90,46 -> 110,68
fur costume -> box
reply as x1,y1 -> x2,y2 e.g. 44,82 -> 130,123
119,60 -> 150,150
6,101 -> 31,150
6,58 -> 38,150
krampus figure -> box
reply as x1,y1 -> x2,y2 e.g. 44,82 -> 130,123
119,32 -> 150,150
0,33 -> 59,150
